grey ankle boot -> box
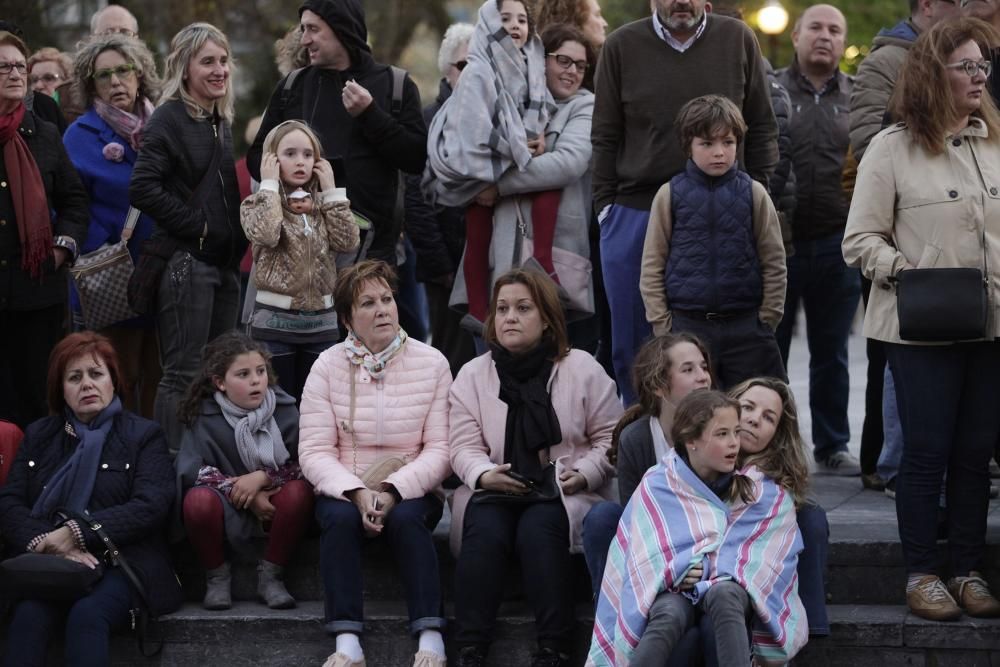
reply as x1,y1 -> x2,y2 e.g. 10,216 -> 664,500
257,560 -> 295,609
203,562 -> 232,610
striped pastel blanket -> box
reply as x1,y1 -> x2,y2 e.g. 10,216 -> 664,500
587,449 -> 807,666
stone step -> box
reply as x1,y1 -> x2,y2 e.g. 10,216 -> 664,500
26,603 -> 1000,666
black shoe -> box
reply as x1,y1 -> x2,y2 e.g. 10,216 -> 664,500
531,648 -> 570,667
456,646 -> 487,667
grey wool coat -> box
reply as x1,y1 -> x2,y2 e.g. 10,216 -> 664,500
450,89 -> 596,321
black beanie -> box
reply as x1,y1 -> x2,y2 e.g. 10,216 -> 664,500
299,0 -> 372,64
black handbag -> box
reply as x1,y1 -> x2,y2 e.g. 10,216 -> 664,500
470,461 -> 560,505
0,552 -> 104,601
895,267 -> 989,342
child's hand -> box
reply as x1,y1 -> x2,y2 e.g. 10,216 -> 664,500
679,564 -> 704,591
260,153 -> 280,182
342,80 -> 373,117
229,470 -> 271,510
474,185 -> 499,207
314,158 -> 336,191
558,470 -> 587,496
528,134 -> 546,156
250,488 -> 280,522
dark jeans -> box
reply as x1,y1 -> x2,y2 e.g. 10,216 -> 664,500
886,341 -> 1000,575
582,501 -> 624,599
2,568 -> 131,667
454,499 -> 573,653
775,232 -> 860,460
315,494 -> 445,636
155,252 -> 240,453
860,277 -> 885,475
425,281 -> 476,379
0,303 -> 64,428
672,311 -> 787,390
397,237 -> 429,343
262,338 -> 334,404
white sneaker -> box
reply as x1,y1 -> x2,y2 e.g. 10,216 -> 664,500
816,451 -> 861,476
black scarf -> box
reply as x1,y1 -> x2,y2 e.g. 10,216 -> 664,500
491,339 -> 562,484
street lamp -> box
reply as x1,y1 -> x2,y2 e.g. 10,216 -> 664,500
757,0 -> 789,65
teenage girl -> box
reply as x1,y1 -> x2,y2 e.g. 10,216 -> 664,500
176,332 -> 314,610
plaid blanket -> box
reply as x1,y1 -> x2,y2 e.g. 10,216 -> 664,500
422,0 -> 555,207
587,449 -> 808,666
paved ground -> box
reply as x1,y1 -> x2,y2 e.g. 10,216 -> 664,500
784,313 -> 1000,544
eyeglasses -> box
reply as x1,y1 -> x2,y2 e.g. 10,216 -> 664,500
946,59 -> 992,78
92,63 -> 138,83
0,62 -> 27,76
451,60 -> 468,71
29,73 -> 61,85
100,27 -> 137,38
546,53 -> 588,74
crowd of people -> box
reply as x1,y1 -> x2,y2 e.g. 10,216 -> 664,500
1,0 -> 999,664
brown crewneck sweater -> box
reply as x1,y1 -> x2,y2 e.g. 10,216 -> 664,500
591,14 -> 778,212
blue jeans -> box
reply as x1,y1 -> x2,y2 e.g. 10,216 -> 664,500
797,502 -> 830,636
396,237 -> 429,342
154,252 -> 240,453
316,494 -> 445,636
2,568 -> 132,667
582,501 -> 623,599
886,341 -> 1000,574
877,365 -> 903,483
599,204 -> 653,405
775,232 -> 860,460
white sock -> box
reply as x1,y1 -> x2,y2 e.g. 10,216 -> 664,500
336,633 -> 363,661
418,629 -> 446,657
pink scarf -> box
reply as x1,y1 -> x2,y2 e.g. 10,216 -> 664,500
93,97 -> 153,151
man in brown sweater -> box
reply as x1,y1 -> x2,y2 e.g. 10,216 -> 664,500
592,0 -> 778,403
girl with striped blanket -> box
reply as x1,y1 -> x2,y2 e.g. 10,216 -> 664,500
588,390 -> 808,666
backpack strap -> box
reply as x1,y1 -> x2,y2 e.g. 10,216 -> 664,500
280,67 -> 306,110
389,65 -> 406,117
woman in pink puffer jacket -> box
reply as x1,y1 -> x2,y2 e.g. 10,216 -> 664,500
298,260 -> 452,667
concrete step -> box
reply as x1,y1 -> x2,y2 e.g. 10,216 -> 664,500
34,603 -> 999,666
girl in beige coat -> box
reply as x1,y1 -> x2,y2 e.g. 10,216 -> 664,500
240,120 -> 359,401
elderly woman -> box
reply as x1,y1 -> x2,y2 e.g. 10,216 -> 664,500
299,260 -> 453,667
0,332 -> 182,666
450,268 -> 622,667
63,34 -> 161,418
130,23 -> 248,452
0,31 -> 88,429
843,17 -> 1000,621
444,23 -> 599,329
27,47 -> 71,100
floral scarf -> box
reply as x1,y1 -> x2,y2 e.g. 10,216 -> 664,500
93,96 -> 154,151
344,327 -> 409,380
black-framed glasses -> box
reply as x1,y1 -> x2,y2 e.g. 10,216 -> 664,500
0,62 -> 27,76
451,60 -> 468,71
946,59 -> 992,78
29,72 -> 61,85
92,63 -> 138,83
546,53 -> 588,74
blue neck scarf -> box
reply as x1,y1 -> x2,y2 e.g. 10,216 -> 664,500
31,396 -> 123,519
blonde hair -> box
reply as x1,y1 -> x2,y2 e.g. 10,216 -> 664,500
730,377 -> 811,507
72,34 -> 161,106
160,23 -> 235,124
28,47 -> 72,80
261,120 -> 325,202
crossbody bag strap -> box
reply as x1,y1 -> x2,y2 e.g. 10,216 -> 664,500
120,206 -> 141,243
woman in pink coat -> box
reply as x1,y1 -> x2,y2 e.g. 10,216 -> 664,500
298,260 -> 453,667
449,268 -> 622,667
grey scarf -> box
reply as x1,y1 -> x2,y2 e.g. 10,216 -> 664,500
213,388 -> 289,471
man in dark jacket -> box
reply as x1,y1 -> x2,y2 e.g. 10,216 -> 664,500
248,0 -> 427,266
776,4 -> 860,475
404,23 -> 475,377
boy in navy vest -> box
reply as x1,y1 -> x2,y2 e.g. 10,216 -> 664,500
639,95 -> 787,388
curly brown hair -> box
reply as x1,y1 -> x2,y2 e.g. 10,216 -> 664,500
890,17 -> 1000,155
178,332 -> 276,425
535,0 -> 590,36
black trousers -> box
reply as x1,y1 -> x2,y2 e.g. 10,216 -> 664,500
425,282 -> 476,378
859,276 -> 885,475
454,499 -> 573,653
0,303 -> 65,428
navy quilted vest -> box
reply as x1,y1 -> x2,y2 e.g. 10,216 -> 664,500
665,160 -> 762,312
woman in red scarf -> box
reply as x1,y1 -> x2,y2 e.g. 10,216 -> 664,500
0,31 -> 89,428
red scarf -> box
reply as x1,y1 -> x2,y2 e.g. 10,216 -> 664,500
0,103 -> 51,278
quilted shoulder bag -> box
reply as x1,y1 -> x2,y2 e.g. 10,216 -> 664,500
70,207 -> 140,331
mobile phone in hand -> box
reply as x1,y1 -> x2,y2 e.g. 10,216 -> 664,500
505,470 -> 535,488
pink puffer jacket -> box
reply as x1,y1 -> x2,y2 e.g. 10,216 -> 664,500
299,338 -> 452,500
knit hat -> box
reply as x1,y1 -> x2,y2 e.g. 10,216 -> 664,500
298,0 -> 372,65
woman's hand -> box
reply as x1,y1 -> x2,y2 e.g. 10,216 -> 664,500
528,134 -> 546,156
478,463 -> 530,494
679,564 -> 704,591
559,470 -> 587,496
260,153 -> 280,182
34,525 -> 77,556
314,158 -> 336,191
250,487 -> 281,522
474,185 -> 499,208
371,489 -> 398,527
347,488 -> 384,536
63,548 -> 100,569
229,470 -> 271,510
